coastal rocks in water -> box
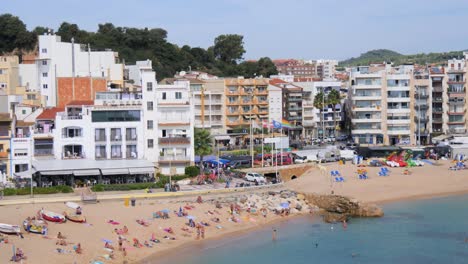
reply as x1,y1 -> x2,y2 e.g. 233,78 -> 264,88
303,193 -> 383,223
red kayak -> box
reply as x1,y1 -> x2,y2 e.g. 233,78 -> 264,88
41,210 -> 66,223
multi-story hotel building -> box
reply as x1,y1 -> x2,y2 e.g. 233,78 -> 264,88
224,78 -> 269,131
349,64 -> 416,145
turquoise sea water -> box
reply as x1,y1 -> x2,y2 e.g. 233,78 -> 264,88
153,195 -> 468,264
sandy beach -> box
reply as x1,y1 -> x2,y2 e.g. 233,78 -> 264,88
1,159 -> 468,264
287,159 -> 468,203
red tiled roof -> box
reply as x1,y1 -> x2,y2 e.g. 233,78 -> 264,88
269,79 -> 287,85
37,107 -> 64,120
67,100 -> 94,106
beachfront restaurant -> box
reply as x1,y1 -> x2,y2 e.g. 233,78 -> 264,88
31,159 -> 156,187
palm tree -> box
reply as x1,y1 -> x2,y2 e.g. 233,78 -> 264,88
313,91 -> 325,140
327,89 -> 341,137
194,128 -> 213,181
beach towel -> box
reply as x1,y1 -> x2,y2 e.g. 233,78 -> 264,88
107,220 -> 120,225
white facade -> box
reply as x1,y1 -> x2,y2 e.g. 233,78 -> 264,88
37,34 -> 123,107
317,59 -> 338,79
10,137 -> 33,178
53,104 -> 144,161
267,84 -> 282,124
18,64 -> 39,91
156,80 -> 194,175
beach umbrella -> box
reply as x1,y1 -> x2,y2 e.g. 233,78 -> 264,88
160,209 -> 170,213
186,215 -> 196,220
102,238 -> 113,244
280,202 -> 290,209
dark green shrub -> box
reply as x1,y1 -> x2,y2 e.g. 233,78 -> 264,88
3,188 -> 17,196
184,166 -> 200,177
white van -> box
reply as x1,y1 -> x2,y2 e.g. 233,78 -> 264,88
340,150 -> 355,161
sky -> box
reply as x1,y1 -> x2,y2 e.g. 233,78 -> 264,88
3,0 -> 468,60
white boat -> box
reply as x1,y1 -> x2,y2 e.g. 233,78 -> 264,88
65,201 -> 81,209
0,223 -> 21,234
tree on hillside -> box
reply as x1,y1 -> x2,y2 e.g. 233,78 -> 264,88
0,14 -> 35,54
327,89 -> 341,137
194,129 -> 213,181
213,34 -> 245,64
313,91 -> 326,139
57,22 -> 92,43
256,57 -> 278,77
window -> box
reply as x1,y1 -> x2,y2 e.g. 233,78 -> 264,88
14,149 -> 28,157
147,82 -> 153,91
111,145 -> 122,158
0,83 -> 7,88
126,145 -> 137,159
15,164 -> 29,173
175,92 -> 182,99
41,48 -> 47,53
22,110 -> 26,115
92,110 -> 141,122
95,128 -> 106,141
111,128 -> 122,141
95,146 -> 106,159
162,130 -> 167,137
147,101 -> 153,111
147,120 -> 153,129
147,139 -> 154,148
42,84 -> 48,89
0,69 -> 6,75
27,94 -> 36,100
126,128 -> 137,141
162,92 -> 167,100
42,72 -> 48,77
42,60 -> 47,65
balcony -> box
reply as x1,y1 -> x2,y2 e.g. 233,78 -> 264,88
433,87 -> 444,93
63,152 -> 85,159
0,129 -> 11,137
288,106 -> 302,111
158,137 -> 191,145
125,135 -> 138,142
60,115 -> 83,120
432,118 -> 443,123
447,121 -> 465,125
159,155 -> 191,162
288,116 -> 303,121
414,116 -> 428,123
433,97 -> 443,102
414,104 -> 428,110
34,149 -> 53,156
226,99 -> 240,105
157,98 -> 190,106
352,118 -> 382,123
288,98 -> 302,102
447,80 -> 465,84
352,106 -> 382,112
111,152 -> 122,159
255,90 -> 268,95
447,68 -> 466,74
225,88 -> 240,95
433,108 -> 443,113
447,110 -> 466,115
126,151 -> 138,159
110,135 -> 122,142
303,120 -> 315,126
449,127 -> 467,134
158,119 -> 191,126
415,93 -> 429,99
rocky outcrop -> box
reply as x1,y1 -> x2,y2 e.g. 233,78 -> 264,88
303,193 -> 383,223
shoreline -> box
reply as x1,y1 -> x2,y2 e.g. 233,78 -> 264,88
139,212 -> 312,264
138,189 -> 468,264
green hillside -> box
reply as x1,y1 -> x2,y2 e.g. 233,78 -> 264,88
340,49 -> 466,66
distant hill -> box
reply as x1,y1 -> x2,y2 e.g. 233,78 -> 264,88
340,49 -> 466,66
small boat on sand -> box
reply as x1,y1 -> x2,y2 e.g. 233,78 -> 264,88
64,211 -> 86,223
41,210 -> 66,223
23,219 -> 45,234
0,223 -> 21,234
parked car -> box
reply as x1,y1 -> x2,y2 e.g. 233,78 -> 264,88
227,159 -> 252,169
339,150 -> 355,161
337,135 -> 349,141
245,172 -> 266,183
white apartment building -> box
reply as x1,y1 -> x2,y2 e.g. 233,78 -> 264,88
33,34 -> 123,107
156,81 -> 194,175
350,64 -> 416,145
317,59 -> 338,79
193,79 -> 225,135
267,82 -> 282,124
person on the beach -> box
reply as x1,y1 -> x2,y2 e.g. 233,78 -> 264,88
57,232 -> 66,239
56,239 -> 67,246
230,203 -> 234,215
76,206 -> 82,215
215,201 -> 222,209
118,236 -> 123,251
200,225 -> 205,239
75,243 -> 82,254
123,226 -> 128,234
342,220 -> 348,229
196,224 -> 201,240
105,242 -> 114,250
123,247 -> 127,257
196,196 -> 203,203
272,228 -> 277,241
261,208 -> 267,218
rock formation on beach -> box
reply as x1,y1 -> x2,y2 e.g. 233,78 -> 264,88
302,193 -> 384,223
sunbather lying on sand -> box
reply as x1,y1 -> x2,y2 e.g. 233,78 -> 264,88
136,219 -> 150,226
133,238 -> 143,248
163,236 -> 176,240
164,227 -> 174,234
211,217 -> 220,223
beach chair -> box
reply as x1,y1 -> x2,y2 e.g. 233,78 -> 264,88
330,171 -> 337,177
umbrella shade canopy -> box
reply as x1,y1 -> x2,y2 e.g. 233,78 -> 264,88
195,155 -> 217,163
280,202 -> 290,209
102,239 -> 113,244
186,215 -> 196,220
160,209 -> 170,213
